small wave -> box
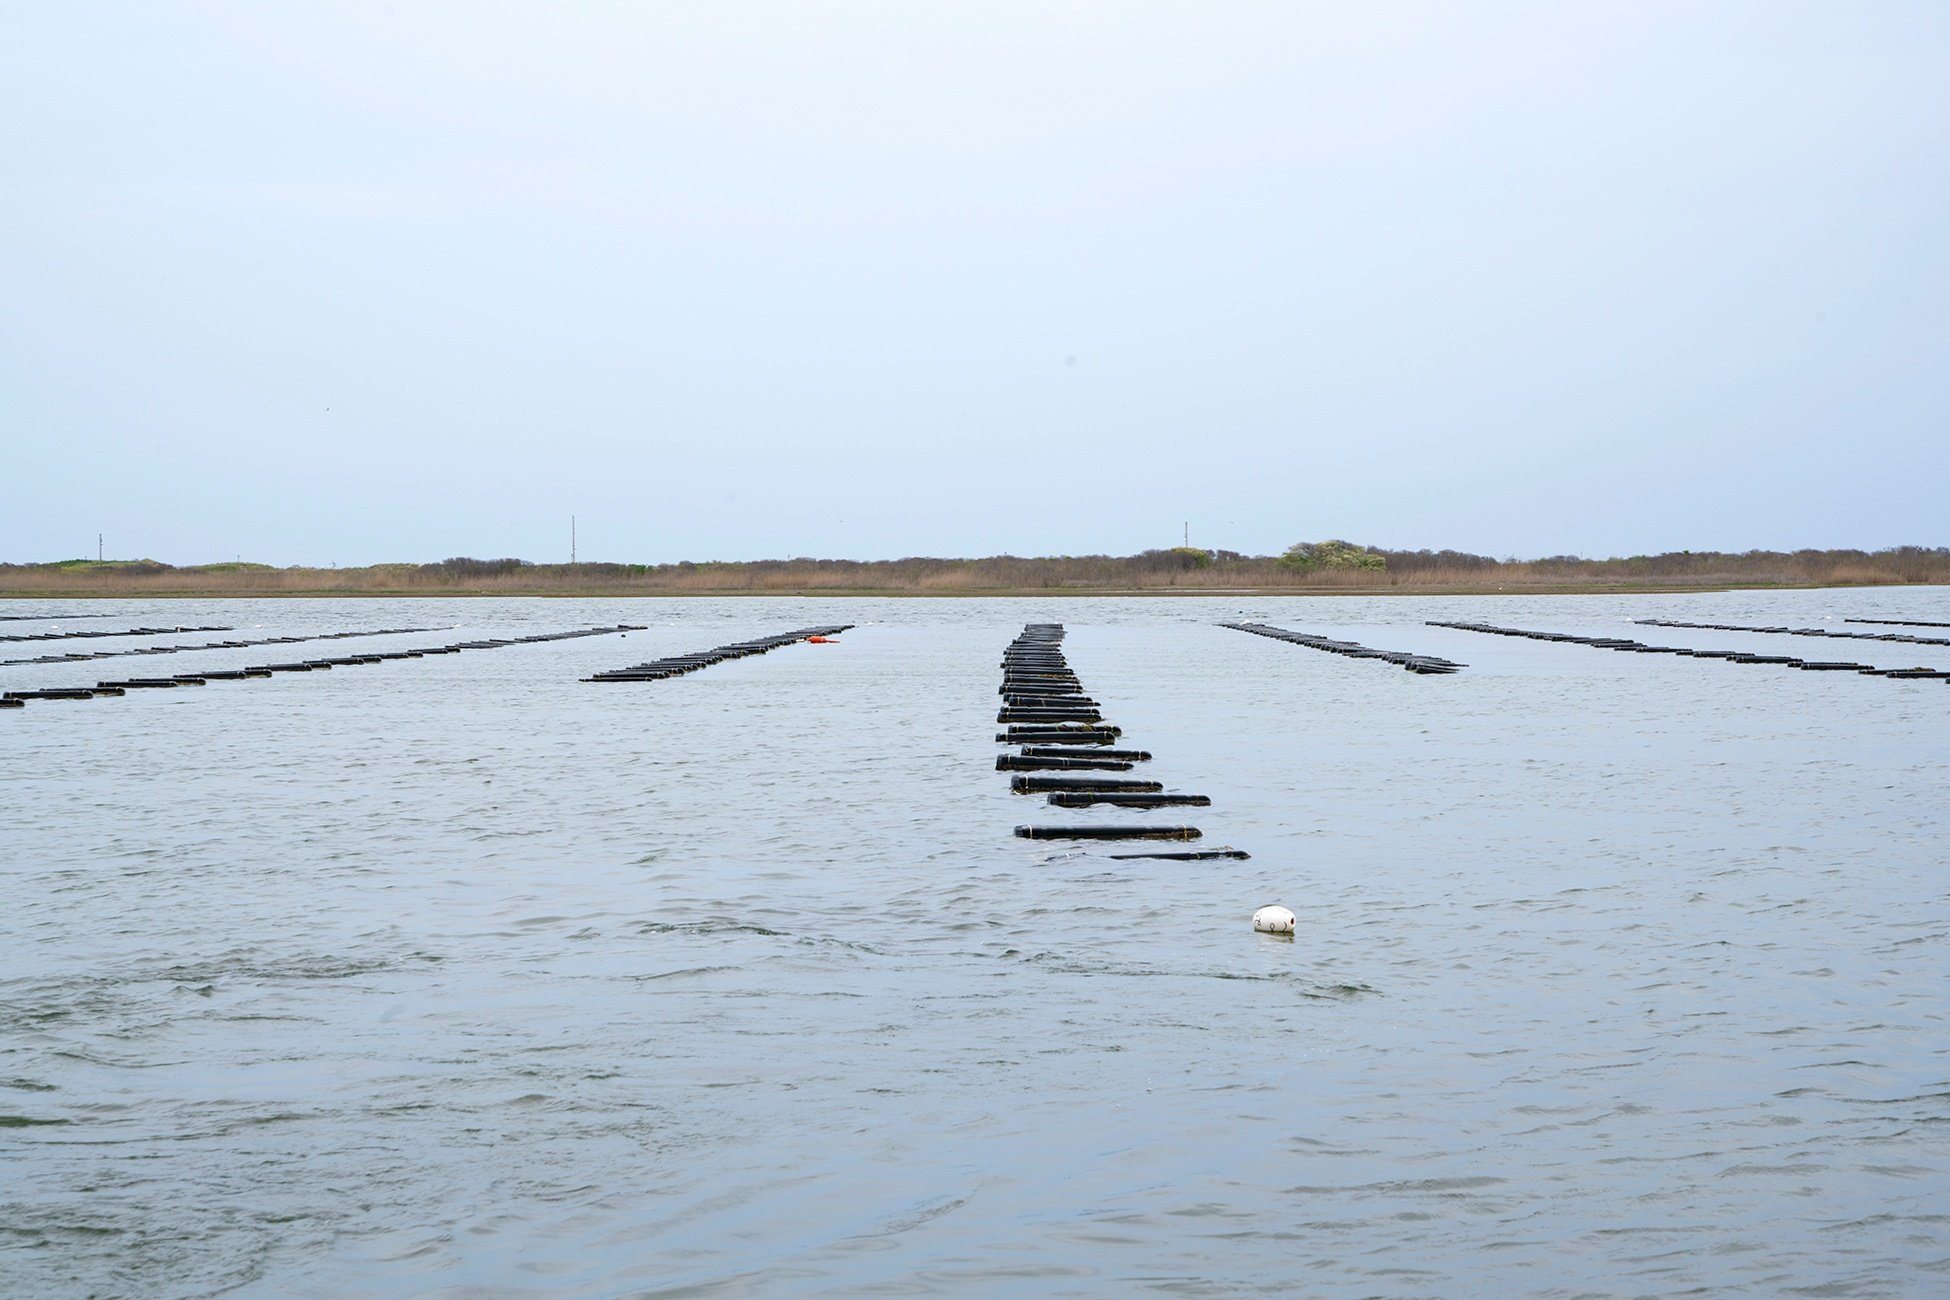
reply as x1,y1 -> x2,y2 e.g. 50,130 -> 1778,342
629,965 -> 740,981
634,920 -> 786,938
872,1194 -> 971,1237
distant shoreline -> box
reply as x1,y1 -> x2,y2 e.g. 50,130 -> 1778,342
0,581 -> 1934,600
3,546 -> 1943,599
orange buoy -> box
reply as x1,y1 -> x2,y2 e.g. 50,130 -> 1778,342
807,635 -> 838,644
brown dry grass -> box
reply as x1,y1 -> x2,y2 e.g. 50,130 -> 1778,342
5,546 -> 1947,598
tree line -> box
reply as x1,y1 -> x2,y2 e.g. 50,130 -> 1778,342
5,544 -> 1947,594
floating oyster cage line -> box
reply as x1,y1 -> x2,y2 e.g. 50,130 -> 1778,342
1014,824 -> 1202,841
993,621 -> 1243,857
1219,621 -> 1465,674
1847,617 -> 1950,629
997,754 -> 1134,772
585,625 -> 853,682
2,625 -> 645,709
1010,775 -> 1164,794
1635,618 -> 1950,649
1428,620 -> 1950,681
0,623 -> 247,647
1017,745 -> 1151,762
0,626 -> 451,667
997,708 -> 1103,724
0,624 -> 235,644
994,726 -> 1124,744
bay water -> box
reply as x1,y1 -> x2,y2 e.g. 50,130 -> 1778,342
3,590 -> 1946,1296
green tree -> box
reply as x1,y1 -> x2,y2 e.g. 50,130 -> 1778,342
1279,539 -> 1387,572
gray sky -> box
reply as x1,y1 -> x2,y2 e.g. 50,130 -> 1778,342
4,2 -> 1945,566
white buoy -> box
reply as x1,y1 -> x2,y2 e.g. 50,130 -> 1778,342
1252,904 -> 1296,934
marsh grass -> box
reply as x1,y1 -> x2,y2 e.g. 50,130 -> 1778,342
4,547 -> 1946,597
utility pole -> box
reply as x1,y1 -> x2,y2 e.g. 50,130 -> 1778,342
571,515 -> 577,564
98,533 -> 103,563
1183,521 -> 1189,548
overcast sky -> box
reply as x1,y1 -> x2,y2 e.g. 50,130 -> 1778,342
3,2 -> 1945,566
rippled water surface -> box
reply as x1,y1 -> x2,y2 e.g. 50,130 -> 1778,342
4,591 -> 1947,1297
